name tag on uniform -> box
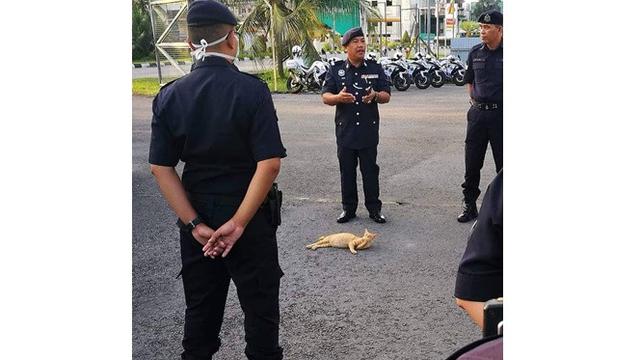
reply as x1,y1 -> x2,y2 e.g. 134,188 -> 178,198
361,74 -> 379,79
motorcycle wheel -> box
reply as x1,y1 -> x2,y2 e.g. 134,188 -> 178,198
453,69 -> 465,86
431,71 -> 445,88
414,72 -> 431,89
393,74 -> 411,91
286,77 -> 303,94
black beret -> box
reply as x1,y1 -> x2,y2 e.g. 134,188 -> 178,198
478,10 -> 503,26
187,0 -> 238,26
341,27 -> 364,46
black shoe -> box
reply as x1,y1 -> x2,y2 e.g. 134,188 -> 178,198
457,201 -> 478,223
369,211 -> 387,223
337,211 -> 356,223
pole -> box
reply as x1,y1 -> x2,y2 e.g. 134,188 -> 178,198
435,0 -> 439,57
383,0 -> 387,50
426,0 -> 431,55
263,0 -> 277,91
148,2 -> 163,85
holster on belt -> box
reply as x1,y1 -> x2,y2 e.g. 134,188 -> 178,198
264,183 -> 282,226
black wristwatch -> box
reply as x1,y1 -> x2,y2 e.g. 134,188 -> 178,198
177,216 -> 203,232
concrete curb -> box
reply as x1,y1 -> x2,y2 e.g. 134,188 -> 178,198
132,61 -> 190,68
132,52 -> 345,68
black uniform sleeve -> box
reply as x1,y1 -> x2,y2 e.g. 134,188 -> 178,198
454,171 -> 503,301
249,88 -> 287,162
149,92 -> 181,166
463,50 -> 474,85
321,67 -> 338,94
376,64 -> 391,93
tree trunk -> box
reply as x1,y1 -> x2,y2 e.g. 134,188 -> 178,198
277,49 -> 285,78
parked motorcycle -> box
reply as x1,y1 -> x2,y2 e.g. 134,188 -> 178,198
285,45 -> 328,93
439,55 -> 466,86
407,52 -> 432,89
422,55 -> 446,88
380,52 -> 412,91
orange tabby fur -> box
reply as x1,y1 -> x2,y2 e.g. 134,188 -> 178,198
306,229 -> 377,254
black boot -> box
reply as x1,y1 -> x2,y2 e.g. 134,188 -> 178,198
457,201 -> 478,223
337,210 -> 356,223
369,211 -> 387,223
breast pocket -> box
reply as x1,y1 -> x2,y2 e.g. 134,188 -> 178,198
473,61 -> 486,70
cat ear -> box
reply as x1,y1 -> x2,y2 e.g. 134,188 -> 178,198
364,228 -> 369,234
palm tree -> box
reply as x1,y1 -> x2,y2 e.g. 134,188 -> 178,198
225,0 -> 378,77
460,21 -> 479,38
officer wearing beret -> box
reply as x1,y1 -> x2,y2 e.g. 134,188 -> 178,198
454,170 -> 503,328
149,1 -> 286,359
457,10 -> 503,223
321,27 -> 391,224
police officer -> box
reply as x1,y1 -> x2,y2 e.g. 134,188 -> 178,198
454,170 -> 503,328
148,1 -> 286,359
458,10 -> 503,223
321,27 -> 391,224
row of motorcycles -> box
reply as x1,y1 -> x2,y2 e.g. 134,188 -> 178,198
381,52 -> 466,91
284,45 -> 467,93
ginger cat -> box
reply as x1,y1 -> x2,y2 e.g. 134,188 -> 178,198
306,229 -> 377,254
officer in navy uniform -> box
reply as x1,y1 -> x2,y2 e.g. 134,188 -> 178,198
148,1 -> 286,359
321,27 -> 391,224
454,170 -> 503,328
458,10 -> 503,223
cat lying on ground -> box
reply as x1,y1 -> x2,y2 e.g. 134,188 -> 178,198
306,229 -> 377,254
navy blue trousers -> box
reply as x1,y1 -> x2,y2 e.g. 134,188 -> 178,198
462,107 -> 503,203
337,145 -> 382,214
179,194 -> 283,360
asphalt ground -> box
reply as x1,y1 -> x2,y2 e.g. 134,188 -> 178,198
133,84 -> 498,359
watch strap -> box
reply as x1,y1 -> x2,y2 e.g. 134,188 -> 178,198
176,216 -> 203,231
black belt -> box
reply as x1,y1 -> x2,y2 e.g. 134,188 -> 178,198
187,192 -> 268,208
470,100 -> 501,111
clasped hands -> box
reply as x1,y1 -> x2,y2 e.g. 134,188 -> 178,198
193,219 -> 245,259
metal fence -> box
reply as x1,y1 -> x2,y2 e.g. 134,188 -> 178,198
450,37 -> 481,64
149,0 -> 191,84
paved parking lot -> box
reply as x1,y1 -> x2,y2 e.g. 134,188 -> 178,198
133,84 -> 498,359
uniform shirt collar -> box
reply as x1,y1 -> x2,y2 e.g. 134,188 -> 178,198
192,56 -> 236,70
481,39 -> 503,51
344,58 -> 367,70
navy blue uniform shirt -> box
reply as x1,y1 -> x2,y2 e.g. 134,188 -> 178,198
454,170 -> 503,301
463,41 -> 503,103
322,59 -> 391,149
149,56 -> 287,196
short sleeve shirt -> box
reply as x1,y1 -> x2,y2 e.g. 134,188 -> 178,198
454,170 -> 503,301
149,56 -> 287,196
322,59 -> 391,149
463,42 -> 503,103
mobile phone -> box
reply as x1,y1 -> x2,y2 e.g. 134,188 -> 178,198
483,297 -> 503,337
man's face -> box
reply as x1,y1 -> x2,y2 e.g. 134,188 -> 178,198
345,36 -> 366,62
479,23 -> 502,44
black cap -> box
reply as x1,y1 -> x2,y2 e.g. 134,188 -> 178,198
187,0 -> 238,26
341,27 -> 364,46
478,10 -> 503,26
